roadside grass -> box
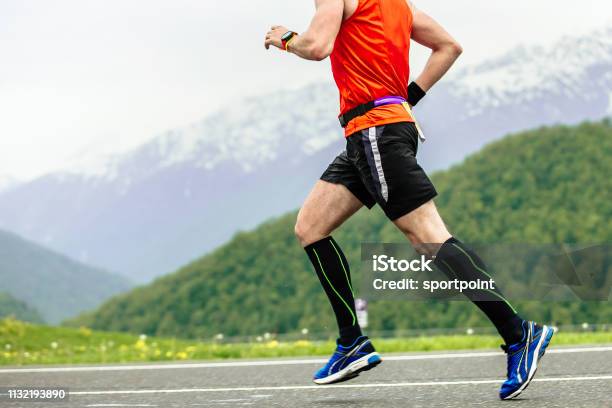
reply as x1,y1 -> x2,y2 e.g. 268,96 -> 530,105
1,318 -> 610,366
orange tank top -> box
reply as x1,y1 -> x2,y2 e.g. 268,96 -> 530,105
330,0 -> 414,137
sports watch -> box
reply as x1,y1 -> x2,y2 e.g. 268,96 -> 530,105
281,31 -> 298,51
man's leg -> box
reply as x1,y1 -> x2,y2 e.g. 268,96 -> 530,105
295,180 -> 363,344
394,201 -> 555,400
392,200 -> 525,346
343,122 -> 524,344
346,122 -> 553,398
297,179 -> 382,385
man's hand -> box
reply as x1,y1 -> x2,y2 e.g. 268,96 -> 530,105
264,0 -> 343,61
264,25 -> 290,50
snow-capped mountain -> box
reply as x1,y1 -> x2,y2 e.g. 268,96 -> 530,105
0,84 -> 344,282
414,25 -> 612,167
69,83 -> 341,184
454,26 -> 612,112
0,27 -> 610,282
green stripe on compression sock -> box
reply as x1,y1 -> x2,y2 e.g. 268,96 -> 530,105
312,248 -> 356,326
451,243 -> 495,280
441,260 -> 458,279
444,248 -> 518,314
329,239 -> 354,295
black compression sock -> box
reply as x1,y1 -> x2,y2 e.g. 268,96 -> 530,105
339,325 -> 363,347
434,238 -> 525,345
305,237 -> 362,345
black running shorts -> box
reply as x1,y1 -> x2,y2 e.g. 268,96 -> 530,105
321,122 -> 437,220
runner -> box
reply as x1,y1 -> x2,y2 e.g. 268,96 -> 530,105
265,0 -> 554,400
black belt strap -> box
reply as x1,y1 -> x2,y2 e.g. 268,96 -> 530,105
338,101 -> 376,128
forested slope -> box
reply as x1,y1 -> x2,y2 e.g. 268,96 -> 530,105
70,120 -> 612,338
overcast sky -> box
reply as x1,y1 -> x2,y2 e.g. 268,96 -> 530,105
1,0 -> 611,180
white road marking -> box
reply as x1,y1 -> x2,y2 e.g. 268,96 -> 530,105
70,375 -> 612,396
209,399 -> 250,402
86,405 -> 156,407
0,346 -> 610,374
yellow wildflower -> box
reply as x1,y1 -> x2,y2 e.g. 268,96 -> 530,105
266,340 -> 279,349
79,327 -> 92,337
134,340 -> 148,350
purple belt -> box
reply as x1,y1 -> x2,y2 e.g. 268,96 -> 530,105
339,96 -> 407,128
374,96 -> 407,107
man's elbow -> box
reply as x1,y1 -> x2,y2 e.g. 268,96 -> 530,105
432,40 -> 462,58
309,43 -> 333,61
449,41 -> 463,57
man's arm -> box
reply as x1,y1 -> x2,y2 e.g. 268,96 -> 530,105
264,0 -> 344,61
410,2 -> 463,92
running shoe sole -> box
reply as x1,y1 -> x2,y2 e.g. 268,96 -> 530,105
502,325 -> 555,400
313,352 -> 382,385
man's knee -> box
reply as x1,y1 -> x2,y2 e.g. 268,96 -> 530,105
394,201 -> 451,247
404,231 -> 420,246
294,219 -> 328,248
403,220 -> 450,246
402,227 -> 448,257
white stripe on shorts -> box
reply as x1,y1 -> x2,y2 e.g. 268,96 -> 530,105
368,127 -> 388,202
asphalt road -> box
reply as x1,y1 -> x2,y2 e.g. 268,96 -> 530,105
1,346 -> 611,408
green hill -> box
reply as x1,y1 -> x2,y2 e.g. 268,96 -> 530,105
0,293 -> 43,323
71,120 -> 612,338
0,229 -> 132,323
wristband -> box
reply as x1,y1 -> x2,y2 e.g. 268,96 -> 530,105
408,81 -> 426,106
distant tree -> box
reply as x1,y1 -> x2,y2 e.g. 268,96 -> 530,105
68,120 -> 612,338
0,293 -> 44,323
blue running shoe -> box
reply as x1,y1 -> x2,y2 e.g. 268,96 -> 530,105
313,336 -> 381,385
500,321 -> 555,400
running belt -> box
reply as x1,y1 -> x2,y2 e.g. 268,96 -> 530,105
339,95 -> 427,142
338,96 -> 406,128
